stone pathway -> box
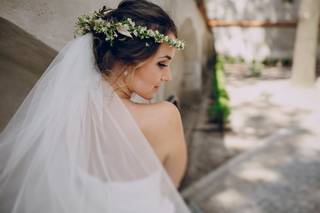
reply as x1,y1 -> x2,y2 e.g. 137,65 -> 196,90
181,64 -> 320,213
223,64 -> 320,153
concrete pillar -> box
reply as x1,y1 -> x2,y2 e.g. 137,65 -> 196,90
291,0 -> 320,86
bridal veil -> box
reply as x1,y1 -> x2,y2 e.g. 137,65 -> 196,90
0,34 -> 191,213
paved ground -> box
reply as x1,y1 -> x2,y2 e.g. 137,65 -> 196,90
181,64 -> 320,213
223,64 -> 320,153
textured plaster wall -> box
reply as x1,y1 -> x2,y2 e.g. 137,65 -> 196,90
0,18 -> 57,131
206,0 -> 302,61
0,0 -> 118,50
0,0 -> 214,130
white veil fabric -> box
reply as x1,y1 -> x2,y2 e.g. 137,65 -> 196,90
0,34 -> 191,213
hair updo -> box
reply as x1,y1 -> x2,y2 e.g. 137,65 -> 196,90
93,0 -> 177,74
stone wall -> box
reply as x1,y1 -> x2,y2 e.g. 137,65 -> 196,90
0,0 -> 214,130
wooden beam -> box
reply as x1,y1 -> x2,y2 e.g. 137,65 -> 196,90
208,19 -> 297,28
197,0 -> 211,30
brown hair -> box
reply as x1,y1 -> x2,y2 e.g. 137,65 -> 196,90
92,0 -> 177,75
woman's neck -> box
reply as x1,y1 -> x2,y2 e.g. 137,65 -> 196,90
102,76 -> 132,100
115,87 -> 132,100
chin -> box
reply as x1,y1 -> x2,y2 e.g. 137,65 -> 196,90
134,88 -> 157,101
142,95 -> 153,101
138,93 -> 154,101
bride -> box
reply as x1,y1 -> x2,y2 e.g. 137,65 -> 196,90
0,0 -> 191,212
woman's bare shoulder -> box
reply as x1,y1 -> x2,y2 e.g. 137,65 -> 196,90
133,101 -> 181,129
122,100 -> 179,134
128,100 -> 187,187
142,101 -> 187,188
147,101 -> 180,116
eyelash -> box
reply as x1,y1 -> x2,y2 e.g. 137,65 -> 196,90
158,63 -> 168,68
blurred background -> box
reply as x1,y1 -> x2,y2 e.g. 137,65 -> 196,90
1,0 -> 320,212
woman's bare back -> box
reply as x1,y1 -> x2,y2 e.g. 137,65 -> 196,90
121,99 -> 188,188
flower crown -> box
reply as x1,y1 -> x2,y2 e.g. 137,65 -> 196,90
75,7 -> 185,50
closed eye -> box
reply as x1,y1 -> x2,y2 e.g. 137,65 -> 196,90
158,63 -> 168,68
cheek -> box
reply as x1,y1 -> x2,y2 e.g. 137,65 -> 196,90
134,67 -> 160,87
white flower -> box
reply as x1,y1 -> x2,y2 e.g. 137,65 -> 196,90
133,30 -> 138,37
75,10 -> 185,50
116,25 -> 132,38
127,18 -> 135,27
147,30 -> 155,37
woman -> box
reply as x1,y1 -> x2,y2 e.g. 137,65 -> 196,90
0,0 -> 191,212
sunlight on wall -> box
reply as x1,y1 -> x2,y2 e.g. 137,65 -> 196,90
206,0 -> 300,61
215,27 -> 271,61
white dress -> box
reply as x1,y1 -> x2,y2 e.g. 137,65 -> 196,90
0,33 -> 191,213
79,169 -> 175,213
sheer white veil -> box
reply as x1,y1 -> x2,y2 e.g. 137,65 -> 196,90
0,33 -> 191,213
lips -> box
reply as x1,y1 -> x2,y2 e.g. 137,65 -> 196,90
154,85 -> 160,90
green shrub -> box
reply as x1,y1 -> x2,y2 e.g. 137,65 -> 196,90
208,55 -> 231,125
249,60 -> 262,77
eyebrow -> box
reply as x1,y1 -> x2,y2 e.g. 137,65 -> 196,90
159,55 -> 172,60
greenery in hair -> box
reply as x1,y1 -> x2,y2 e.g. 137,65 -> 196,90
75,6 -> 185,50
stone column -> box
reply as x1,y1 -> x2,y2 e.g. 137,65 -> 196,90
291,0 -> 320,86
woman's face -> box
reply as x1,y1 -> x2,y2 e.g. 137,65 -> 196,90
128,35 -> 176,100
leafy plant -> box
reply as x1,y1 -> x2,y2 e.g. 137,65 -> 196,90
208,55 -> 231,126
249,60 -> 262,77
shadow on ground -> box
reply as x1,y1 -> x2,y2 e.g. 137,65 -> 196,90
181,63 -> 320,212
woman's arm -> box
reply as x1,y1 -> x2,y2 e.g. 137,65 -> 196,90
160,102 -> 188,188
136,101 -> 188,188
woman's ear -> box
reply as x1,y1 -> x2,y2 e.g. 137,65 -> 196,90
123,65 -> 136,86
